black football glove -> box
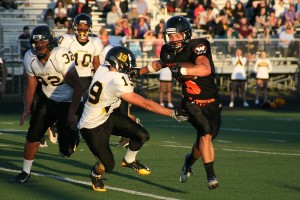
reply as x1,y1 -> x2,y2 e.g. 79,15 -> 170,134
128,68 -> 140,80
171,108 -> 189,122
170,63 -> 183,79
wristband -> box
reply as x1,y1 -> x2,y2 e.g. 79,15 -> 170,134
180,67 -> 187,75
147,65 -> 156,73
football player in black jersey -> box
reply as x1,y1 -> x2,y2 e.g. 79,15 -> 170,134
131,16 -> 222,190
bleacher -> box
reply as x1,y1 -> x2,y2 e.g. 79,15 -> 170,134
0,0 -> 299,96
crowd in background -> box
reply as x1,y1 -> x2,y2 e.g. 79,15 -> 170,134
2,0 -> 300,59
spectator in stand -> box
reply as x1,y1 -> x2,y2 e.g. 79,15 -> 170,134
219,0 -> 233,25
0,57 -> 7,98
106,4 -> 122,31
132,0 -> 148,16
96,0 -> 110,12
235,15 -> 253,39
195,6 -> 216,34
133,14 -> 149,39
54,0 -> 69,28
155,32 -> 164,58
229,48 -> 249,108
284,3 -> 298,25
154,19 -> 165,37
99,28 -> 113,64
193,3 -> 206,25
226,27 -> 238,55
295,0 -> 300,16
181,0 -> 198,20
268,10 -> 280,36
278,20 -> 295,57
159,67 -> 174,108
214,15 -> 230,54
119,18 -> 133,39
18,26 -> 31,58
44,8 -> 55,28
143,30 -> 156,57
199,0 -> 211,9
112,0 -> 129,16
254,51 -> 273,105
69,0 -> 91,20
273,0 -> 287,26
127,3 -> 139,28
255,7 -> 271,43
244,30 -> 259,61
232,1 -> 246,24
210,2 -> 220,17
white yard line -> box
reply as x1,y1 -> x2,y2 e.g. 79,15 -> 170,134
0,167 -> 182,200
161,145 -> 300,156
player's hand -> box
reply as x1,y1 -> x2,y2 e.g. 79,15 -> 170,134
128,68 -> 140,80
20,110 -> 31,126
171,108 -> 189,122
170,63 -> 182,78
66,114 -> 78,131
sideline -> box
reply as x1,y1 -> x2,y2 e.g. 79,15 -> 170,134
0,167 -> 181,200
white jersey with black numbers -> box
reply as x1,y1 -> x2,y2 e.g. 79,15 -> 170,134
78,65 -> 134,129
58,34 -> 103,77
23,47 -> 75,102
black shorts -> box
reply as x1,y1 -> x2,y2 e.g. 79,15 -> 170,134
182,98 -> 222,140
80,112 -> 149,172
27,94 -> 83,156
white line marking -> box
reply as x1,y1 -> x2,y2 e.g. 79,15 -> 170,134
216,140 -> 233,143
0,167 -> 182,200
267,139 -> 287,143
161,145 -> 300,156
221,128 -> 299,135
222,148 -> 300,156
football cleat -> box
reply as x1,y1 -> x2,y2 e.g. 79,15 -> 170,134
179,154 -> 193,183
10,171 -> 31,183
90,170 -> 106,192
207,176 -> 219,190
121,159 -> 151,175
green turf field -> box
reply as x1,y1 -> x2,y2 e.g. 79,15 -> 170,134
0,109 -> 299,200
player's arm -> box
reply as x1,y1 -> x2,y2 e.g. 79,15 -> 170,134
129,59 -> 164,79
64,67 -> 84,129
20,73 -> 38,125
178,56 -> 211,77
121,92 -> 188,122
92,55 -> 101,72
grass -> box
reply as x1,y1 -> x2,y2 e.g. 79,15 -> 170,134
0,107 -> 300,200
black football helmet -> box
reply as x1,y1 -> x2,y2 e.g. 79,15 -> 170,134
73,13 -> 92,39
30,25 -> 57,57
104,46 -> 137,74
163,16 -> 192,52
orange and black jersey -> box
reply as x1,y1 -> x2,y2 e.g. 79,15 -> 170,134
160,38 -> 218,100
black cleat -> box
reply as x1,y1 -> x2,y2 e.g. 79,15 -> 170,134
10,171 -> 31,183
121,159 -> 151,175
207,176 -> 219,190
179,154 -> 193,183
90,170 -> 106,192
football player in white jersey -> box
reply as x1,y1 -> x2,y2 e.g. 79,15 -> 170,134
78,46 -> 188,192
58,13 -> 103,97
11,25 -> 84,183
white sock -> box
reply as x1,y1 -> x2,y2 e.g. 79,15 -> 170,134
124,148 -> 138,163
23,159 -> 34,174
